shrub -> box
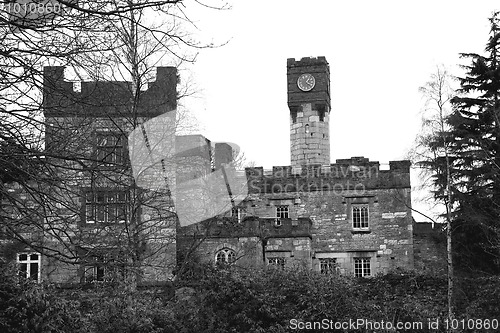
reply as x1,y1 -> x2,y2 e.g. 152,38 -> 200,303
0,265 -> 87,333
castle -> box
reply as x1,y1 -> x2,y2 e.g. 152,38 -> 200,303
0,57 -> 444,285
178,57 -> 415,276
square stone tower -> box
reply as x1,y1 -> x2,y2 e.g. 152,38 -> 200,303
41,66 -> 178,284
287,57 -> 331,166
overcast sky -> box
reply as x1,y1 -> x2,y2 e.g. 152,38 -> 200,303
180,1 -> 500,222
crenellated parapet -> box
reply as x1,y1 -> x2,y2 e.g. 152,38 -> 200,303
245,157 -> 411,193
287,56 -> 330,110
287,56 -> 331,166
43,66 -> 177,117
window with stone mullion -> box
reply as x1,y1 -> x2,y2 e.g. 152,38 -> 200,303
320,258 -> 337,274
276,205 -> 289,219
354,258 -> 371,277
352,205 -> 369,229
85,190 -> 128,223
268,257 -> 285,269
215,248 -> 236,264
96,133 -> 125,166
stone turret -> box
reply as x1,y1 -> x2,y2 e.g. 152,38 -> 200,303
287,57 -> 331,166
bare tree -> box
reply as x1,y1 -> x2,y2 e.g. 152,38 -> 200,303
0,0 -> 229,287
411,65 -> 455,327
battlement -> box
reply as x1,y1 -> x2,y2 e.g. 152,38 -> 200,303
245,157 -> 411,193
178,217 -> 313,239
287,56 -> 328,66
246,157 -> 410,177
43,66 -> 177,117
287,56 -> 331,166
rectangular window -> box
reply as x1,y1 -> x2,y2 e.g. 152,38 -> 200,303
83,254 -> 107,282
320,258 -> 338,274
268,257 -> 285,269
83,254 -> 124,283
276,205 -> 289,219
85,190 -> 128,224
354,258 -> 371,277
17,252 -> 41,282
84,265 -> 106,282
352,204 -> 369,229
96,133 -> 126,167
231,207 -> 241,223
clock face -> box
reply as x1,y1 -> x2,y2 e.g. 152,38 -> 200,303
297,73 -> 315,92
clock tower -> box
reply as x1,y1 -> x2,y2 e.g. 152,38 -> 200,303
287,57 -> 331,167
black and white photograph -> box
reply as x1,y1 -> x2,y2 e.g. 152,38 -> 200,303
0,1 -> 499,332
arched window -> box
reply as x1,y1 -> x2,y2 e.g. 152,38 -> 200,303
215,248 -> 236,265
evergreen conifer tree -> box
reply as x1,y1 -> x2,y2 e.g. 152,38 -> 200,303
445,12 -> 500,274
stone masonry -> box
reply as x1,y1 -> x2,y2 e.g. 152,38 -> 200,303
2,57 -> 443,284
39,66 -> 177,284
179,155 -> 415,275
179,57 -> 418,276
288,57 -> 331,166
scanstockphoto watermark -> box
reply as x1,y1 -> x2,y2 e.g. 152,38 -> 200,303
127,113 -> 376,227
289,318 -> 500,331
290,318 -> 425,331
2,0 -> 76,30
3,0 -> 64,16
249,164 -> 380,179
128,112 -> 249,228
248,178 -> 369,196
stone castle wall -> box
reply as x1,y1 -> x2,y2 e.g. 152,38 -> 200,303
179,156 -> 414,275
245,157 -> 411,193
40,66 -> 179,284
413,222 -> 447,275
43,66 -> 177,117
